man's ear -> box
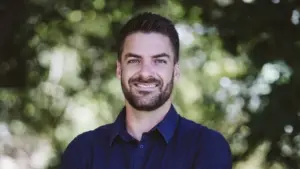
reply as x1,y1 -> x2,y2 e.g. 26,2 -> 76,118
116,60 -> 121,79
174,63 -> 180,81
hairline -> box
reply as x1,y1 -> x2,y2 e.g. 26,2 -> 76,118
118,31 -> 178,64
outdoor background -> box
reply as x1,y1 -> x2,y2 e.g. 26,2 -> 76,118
0,0 -> 300,169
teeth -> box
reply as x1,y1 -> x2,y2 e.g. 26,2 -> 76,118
136,83 -> 156,88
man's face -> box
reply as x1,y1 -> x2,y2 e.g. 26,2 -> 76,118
117,32 -> 179,111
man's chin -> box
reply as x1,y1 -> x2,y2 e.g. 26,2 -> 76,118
131,89 -> 159,97
129,97 -> 160,111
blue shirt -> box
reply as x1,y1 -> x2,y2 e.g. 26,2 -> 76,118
60,104 -> 232,169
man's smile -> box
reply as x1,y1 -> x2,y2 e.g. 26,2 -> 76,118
132,82 -> 159,91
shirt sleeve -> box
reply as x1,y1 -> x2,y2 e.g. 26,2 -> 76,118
193,128 -> 232,169
59,131 -> 92,169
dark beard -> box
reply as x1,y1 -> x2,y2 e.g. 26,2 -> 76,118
121,73 -> 174,111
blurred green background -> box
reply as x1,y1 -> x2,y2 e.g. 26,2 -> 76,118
1,0 -> 300,169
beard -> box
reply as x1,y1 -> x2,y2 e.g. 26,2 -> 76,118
121,72 -> 174,111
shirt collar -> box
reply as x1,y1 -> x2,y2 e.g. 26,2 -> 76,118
109,104 -> 179,146
155,104 -> 179,143
109,106 -> 126,146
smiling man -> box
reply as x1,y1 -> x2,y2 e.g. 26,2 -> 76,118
60,12 -> 232,169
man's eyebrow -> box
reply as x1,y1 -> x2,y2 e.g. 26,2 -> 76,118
124,53 -> 170,59
124,53 -> 142,59
152,53 -> 170,59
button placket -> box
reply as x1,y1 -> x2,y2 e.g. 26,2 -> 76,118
132,139 -> 146,169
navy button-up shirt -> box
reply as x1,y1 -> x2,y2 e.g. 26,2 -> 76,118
60,105 -> 232,169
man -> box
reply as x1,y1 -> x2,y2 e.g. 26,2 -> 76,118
60,12 -> 232,169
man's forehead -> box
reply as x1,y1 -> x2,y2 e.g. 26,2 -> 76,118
122,32 -> 174,58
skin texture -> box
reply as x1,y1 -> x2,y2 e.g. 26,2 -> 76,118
116,32 -> 180,140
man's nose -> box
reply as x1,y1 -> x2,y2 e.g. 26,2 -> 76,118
139,62 -> 154,77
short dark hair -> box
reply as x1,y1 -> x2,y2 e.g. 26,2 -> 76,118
117,12 -> 180,64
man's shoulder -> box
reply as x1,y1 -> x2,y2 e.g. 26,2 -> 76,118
179,117 -> 231,163
67,123 -> 114,148
60,123 -> 115,168
179,116 -> 229,147
179,117 -> 232,167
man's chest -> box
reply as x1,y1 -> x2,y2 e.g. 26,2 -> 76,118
90,140 -> 197,169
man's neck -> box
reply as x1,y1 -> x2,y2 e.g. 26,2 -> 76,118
125,100 -> 172,141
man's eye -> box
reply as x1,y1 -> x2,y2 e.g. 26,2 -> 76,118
155,59 -> 167,64
128,60 -> 140,64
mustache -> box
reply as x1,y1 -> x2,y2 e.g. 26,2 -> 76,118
129,76 -> 161,84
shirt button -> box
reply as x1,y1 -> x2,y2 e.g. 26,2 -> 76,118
139,144 -> 144,148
